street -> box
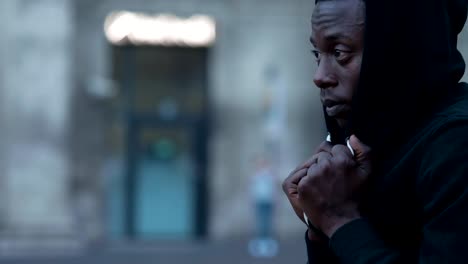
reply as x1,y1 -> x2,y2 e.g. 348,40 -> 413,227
0,238 -> 307,264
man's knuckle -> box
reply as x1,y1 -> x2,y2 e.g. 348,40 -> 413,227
297,180 -> 308,194
283,175 -> 293,186
333,145 -> 350,156
335,155 -> 348,166
318,159 -> 331,171
303,155 -> 317,167
309,174 -> 322,185
315,141 -> 331,153
282,180 -> 289,192
307,164 -> 317,174
319,141 -> 329,148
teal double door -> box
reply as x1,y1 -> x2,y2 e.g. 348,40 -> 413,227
108,46 -> 208,240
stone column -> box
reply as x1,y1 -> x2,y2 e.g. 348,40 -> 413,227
0,0 -> 15,234
1,0 -> 75,238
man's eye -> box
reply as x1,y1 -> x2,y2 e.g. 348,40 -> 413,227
334,49 -> 349,61
334,49 -> 344,58
311,50 -> 321,61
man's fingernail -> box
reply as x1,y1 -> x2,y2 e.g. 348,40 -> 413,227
347,139 -> 355,156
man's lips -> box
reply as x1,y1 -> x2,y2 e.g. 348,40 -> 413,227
322,99 -> 351,117
326,104 -> 351,117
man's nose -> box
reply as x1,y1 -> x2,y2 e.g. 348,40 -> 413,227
313,60 -> 338,89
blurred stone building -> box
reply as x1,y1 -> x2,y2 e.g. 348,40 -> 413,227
0,0 -> 467,250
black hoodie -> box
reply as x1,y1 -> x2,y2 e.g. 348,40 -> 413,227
306,0 -> 468,263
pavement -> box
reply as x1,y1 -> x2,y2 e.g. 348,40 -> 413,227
0,238 -> 307,264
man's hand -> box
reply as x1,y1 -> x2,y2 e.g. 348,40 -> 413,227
298,135 -> 372,238
282,141 -> 333,241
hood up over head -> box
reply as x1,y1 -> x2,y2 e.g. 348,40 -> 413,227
323,0 -> 467,158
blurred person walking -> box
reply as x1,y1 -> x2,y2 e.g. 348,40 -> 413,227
248,157 -> 279,258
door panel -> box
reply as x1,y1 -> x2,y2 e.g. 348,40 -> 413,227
134,127 -> 195,239
107,45 -> 208,240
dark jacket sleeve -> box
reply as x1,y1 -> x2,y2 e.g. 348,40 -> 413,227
328,123 -> 468,264
305,230 -> 339,263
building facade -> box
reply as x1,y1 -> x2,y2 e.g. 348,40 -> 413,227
0,0 -> 467,250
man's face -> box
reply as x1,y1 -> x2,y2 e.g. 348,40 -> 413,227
311,0 -> 365,128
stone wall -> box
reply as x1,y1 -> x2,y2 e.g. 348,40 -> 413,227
0,0 -> 467,244
74,0 -> 322,240
0,0 -> 75,238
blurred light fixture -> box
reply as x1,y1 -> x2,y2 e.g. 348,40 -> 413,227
104,11 -> 216,47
